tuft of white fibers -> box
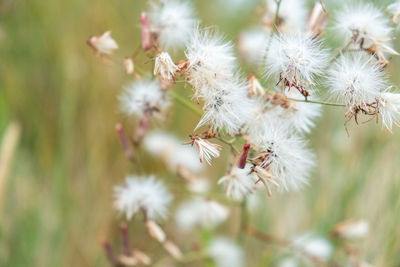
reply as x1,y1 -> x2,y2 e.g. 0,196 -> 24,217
119,79 -> 170,118
327,54 -> 387,111
265,32 -> 329,87
388,0 -> 400,24
292,233 -> 333,262
278,257 -> 299,267
114,175 -> 172,221
143,132 -> 203,173
185,28 -> 237,98
208,237 -> 244,267
149,0 -> 196,50
175,198 -> 229,230
237,28 -> 269,66
154,52 -> 179,82
335,3 -> 397,57
264,0 -> 307,32
88,31 -> 119,55
218,164 -> 257,201
251,121 -> 315,192
271,90 -> 322,134
196,81 -> 256,135
333,219 -> 369,240
378,92 -> 400,131
186,178 -> 211,194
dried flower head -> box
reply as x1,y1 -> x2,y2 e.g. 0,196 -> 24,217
123,58 -> 135,74
87,31 -> 119,55
265,32 -> 329,98
114,175 -> 172,221
149,0 -> 196,50
119,79 -> 170,118
332,219 -> 369,239
208,237 -> 244,267
175,198 -> 229,230
154,52 -> 179,82
218,164 -> 257,201
335,3 -> 397,63
186,135 -> 222,165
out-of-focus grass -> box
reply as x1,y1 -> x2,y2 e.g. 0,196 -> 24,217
0,0 -> 400,266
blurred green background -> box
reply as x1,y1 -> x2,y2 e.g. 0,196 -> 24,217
1,0 -> 400,266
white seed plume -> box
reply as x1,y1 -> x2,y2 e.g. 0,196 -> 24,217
189,136 -> 222,165
149,0 -> 196,50
388,0 -> 400,24
327,54 -> 387,111
266,32 -> 329,87
208,237 -> 244,267
114,175 -> 172,221
335,3 -> 397,58
333,219 -> 369,239
251,121 -> 315,192
143,132 -> 203,173
119,80 -> 170,118
196,81 -> 255,135
378,92 -> 400,131
264,0 -> 307,32
237,28 -> 269,66
218,164 -> 257,201
175,198 -> 229,230
185,28 -> 236,97
88,31 -> 119,55
292,233 -> 333,262
154,52 -> 179,82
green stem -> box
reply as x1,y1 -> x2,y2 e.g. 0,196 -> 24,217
168,90 -> 203,116
287,97 -> 346,107
273,0 -> 282,31
238,198 -> 248,243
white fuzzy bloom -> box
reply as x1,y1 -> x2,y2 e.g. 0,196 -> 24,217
185,29 -> 237,98
266,33 -> 329,87
265,0 -> 307,32
278,257 -> 299,267
196,81 -> 255,135
335,4 -> 397,57
292,234 -> 333,261
208,237 -> 244,267
143,132 -> 204,173
333,220 -> 369,239
189,136 -> 222,165
388,1 -> 400,24
114,175 -> 172,221
119,80 -> 170,118
175,198 -> 229,230
272,90 -> 322,134
378,92 -> 400,131
251,122 -> 315,192
218,164 -> 257,201
237,28 -> 269,66
327,54 -> 386,111
154,52 -> 179,81
149,0 -> 196,50
186,178 -> 211,194
88,31 -> 119,55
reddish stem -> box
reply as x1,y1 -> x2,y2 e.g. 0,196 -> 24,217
116,123 -> 135,162
133,112 -> 150,145
140,12 -> 152,50
237,143 -> 251,169
102,241 -> 120,267
120,223 -> 131,256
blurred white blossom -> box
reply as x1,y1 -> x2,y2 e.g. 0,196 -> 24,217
208,237 -> 244,267
218,164 -> 257,201
87,31 -> 119,55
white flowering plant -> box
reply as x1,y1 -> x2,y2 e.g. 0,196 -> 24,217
86,0 -> 400,266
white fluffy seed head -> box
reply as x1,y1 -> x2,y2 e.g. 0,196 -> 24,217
196,80 -> 256,135
208,237 -> 244,267
218,164 -> 257,201
149,0 -> 196,50
154,52 -> 179,81
251,121 -> 315,192
237,28 -> 269,66
175,198 -> 229,230
335,3 -> 395,55
327,54 -> 387,110
119,80 -> 170,118
185,28 -> 237,98
264,0 -> 307,32
292,233 -> 333,262
114,175 -> 172,221
265,32 -> 329,86
378,92 -> 400,131
388,1 -> 400,24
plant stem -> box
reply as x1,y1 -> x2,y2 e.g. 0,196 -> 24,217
238,198 -> 248,243
168,90 -> 203,116
287,97 -> 346,107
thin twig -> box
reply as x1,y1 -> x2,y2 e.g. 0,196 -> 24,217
287,97 -> 346,107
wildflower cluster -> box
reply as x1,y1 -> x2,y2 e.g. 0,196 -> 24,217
87,0 -> 398,266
